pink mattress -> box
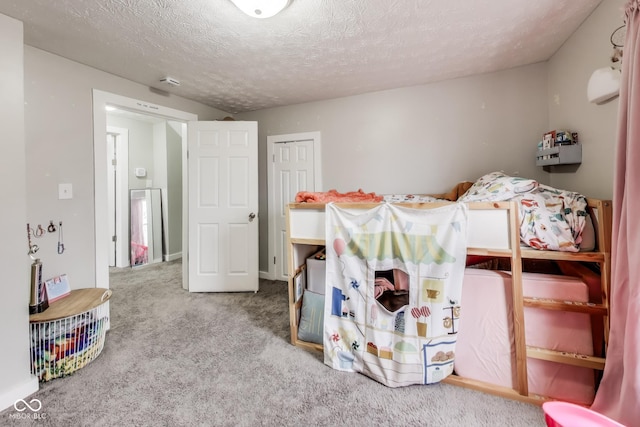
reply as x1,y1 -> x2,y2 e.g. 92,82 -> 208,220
455,268 -> 595,404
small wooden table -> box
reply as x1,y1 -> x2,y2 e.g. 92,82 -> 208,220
29,288 -> 111,323
29,288 -> 112,323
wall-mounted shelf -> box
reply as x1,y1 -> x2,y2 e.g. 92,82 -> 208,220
536,144 -> 582,167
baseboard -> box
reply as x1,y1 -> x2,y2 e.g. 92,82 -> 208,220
164,252 -> 182,262
0,375 -> 39,412
259,270 -> 275,280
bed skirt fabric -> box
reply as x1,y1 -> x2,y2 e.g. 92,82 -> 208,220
323,202 -> 468,387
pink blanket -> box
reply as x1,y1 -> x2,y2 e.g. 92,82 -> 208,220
295,189 -> 383,203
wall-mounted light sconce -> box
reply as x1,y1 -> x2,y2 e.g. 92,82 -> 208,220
587,66 -> 621,104
588,24 -> 625,105
230,0 -> 290,19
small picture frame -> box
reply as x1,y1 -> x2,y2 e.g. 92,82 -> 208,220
293,267 -> 306,303
44,274 -> 71,303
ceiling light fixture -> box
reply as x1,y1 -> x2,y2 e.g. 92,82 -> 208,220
230,0 -> 290,19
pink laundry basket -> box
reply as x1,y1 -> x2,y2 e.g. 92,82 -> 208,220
542,402 -> 626,427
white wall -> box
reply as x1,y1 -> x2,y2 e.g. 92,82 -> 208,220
24,46 -> 229,289
166,122 -> 184,259
153,122 -> 168,191
237,63 -> 550,272
107,115 -> 156,189
150,120 -> 184,260
547,0 -> 624,199
0,13 -> 39,411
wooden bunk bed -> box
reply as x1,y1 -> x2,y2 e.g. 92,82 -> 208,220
285,197 -> 612,405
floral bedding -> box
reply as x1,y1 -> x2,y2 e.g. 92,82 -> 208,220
459,172 -> 588,252
383,194 -> 440,203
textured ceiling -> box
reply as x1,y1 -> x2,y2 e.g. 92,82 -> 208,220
0,0 -> 602,113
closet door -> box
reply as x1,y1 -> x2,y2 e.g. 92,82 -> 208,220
271,138 -> 316,281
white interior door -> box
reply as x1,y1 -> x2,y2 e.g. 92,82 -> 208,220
187,121 -> 259,292
267,132 -> 321,281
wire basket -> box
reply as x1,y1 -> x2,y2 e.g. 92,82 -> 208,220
29,302 -> 109,381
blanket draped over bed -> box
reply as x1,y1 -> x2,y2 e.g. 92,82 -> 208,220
296,188 -> 384,203
323,202 -> 468,387
458,172 -> 588,252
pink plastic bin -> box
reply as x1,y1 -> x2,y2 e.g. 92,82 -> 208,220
543,402 -> 625,427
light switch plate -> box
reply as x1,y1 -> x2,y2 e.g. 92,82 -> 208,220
59,183 -> 73,199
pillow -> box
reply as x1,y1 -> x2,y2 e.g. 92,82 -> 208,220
459,172 -> 539,202
579,213 -> 596,252
298,291 -> 325,344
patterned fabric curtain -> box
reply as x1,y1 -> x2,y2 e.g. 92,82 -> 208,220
591,1 -> 640,425
323,203 -> 468,387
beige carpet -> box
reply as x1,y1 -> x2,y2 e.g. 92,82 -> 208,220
2,259 -> 545,426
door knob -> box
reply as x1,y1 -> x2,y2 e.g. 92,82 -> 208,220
249,212 -> 256,222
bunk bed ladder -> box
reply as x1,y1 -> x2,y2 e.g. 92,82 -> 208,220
521,199 -> 612,395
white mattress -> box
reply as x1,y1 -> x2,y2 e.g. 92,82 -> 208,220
455,268 -> 595,404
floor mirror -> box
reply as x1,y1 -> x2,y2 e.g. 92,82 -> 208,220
130,188 -> 164,266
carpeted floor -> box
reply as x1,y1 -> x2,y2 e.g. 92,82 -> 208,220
2,259 -> 545,426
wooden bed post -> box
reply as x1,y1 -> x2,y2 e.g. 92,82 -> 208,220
589,198 -> 612,350
285,205 -> 296,345
508,201 -> 528,397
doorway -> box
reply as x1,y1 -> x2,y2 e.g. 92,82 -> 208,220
106,126 -> 129,268
106,110 -> 183,269
267,132 -> 322,281
93,90 -> 197,289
